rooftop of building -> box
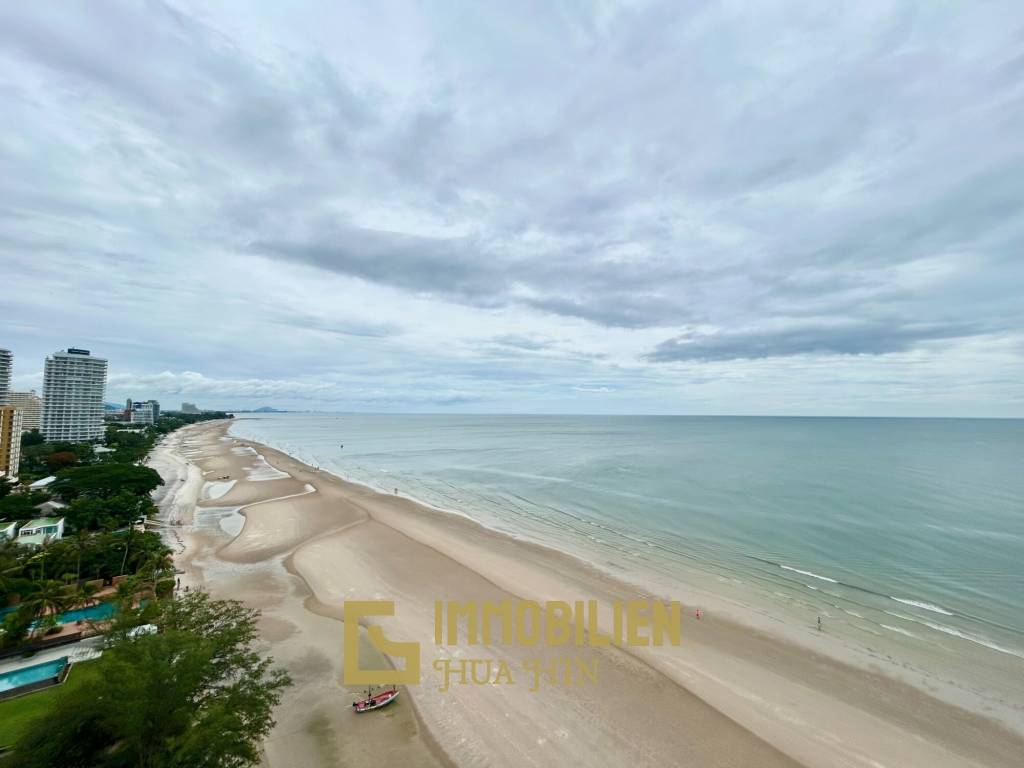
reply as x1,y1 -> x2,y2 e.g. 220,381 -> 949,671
21,517 -> 64,530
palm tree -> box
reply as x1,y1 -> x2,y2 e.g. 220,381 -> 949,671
139,551 -> 171,597
119,525 -> 136,576
72,530 -> 92,583
0,547 -> 24,597
113,576 -> 139,609
22,580 -> 70,637
73,580 -> 100,611
26,547 -> 51,582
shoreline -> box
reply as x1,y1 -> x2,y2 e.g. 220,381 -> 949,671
231,416 -> 1024,728
151,419 -> 1024,768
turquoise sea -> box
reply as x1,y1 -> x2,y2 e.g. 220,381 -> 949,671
230,414 -> 1024,682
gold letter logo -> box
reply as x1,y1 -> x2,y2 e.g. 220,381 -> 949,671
343,601 -> 421,685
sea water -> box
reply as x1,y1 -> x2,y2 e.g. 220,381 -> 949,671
230,414 -> 1024,699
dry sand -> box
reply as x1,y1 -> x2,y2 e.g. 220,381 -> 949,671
149,420 -> 1024,768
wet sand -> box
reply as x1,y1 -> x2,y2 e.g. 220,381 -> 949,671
149,420 -> 1024,768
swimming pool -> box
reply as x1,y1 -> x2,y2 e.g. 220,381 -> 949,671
0,657 -> 67,694
27,601 -> 119,630
56,602 -> 117,624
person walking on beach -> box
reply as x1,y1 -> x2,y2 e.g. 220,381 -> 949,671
817,616 -> 823,632
695,608 -> 702,620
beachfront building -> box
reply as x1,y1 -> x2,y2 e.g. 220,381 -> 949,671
0,521 -> 17,541
41,348 -> 108,442
16,517 -> 65,547
129,399 -> 160,424
0,406 -> 23,479
8,390 -> 43,432
0,348 -> 11,405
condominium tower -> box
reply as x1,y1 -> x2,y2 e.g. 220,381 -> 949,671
8,390 -> 43,432
41,348 -> 108,442
129,399 -> 160,424
0,406 -> 22,478
0,348 -> 11,405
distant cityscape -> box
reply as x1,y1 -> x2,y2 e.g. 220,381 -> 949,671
0,345 -> 226,482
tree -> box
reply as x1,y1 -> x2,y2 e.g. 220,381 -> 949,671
0,493 -> 41,523
71,530 -> 92,582
139,550 -> 172,596
53,463 -> 163,500
20,579 -> 69,637
72,579 -> 100,611
0,607 -> 34,649
64,497 -> 107,532
10,592 -> 292,768
0,543 -> 28,603
45,451 -> 79,471
20,429 -> 44,448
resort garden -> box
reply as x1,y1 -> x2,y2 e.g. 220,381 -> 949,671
0,412 -> 288,766
1,592 -> 291,767
1,450 -> 171,651
1,414 -> 227,651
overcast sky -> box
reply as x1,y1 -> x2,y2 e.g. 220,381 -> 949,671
2,1 -> 1023,416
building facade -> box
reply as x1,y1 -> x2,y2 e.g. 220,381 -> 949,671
41,348 -> 108,442
0,348 -> 11,405
16,517 -> 65,546
8,390 -> 43,432
0,406 -> 23,479
129,399 -> 160,424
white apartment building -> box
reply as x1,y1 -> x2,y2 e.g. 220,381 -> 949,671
130,399 -> 159,424
41,348 -> 108,442
8,390 -> 43,432
0,348 -> 11,405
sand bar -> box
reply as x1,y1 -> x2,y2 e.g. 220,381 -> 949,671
149,420 -> 1024,768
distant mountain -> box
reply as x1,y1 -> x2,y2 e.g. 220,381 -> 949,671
251,406 -> 286,413
103,402 -> 123,411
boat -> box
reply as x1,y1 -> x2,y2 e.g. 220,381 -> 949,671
352,685 -> 399,712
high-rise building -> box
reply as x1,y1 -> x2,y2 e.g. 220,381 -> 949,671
41,348 -> 108,442
0,406 -> 22,479
8,390 -> 43,432
129,399 -> 160,424
0,348 -> 11,405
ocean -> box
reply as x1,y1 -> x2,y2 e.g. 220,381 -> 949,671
229,413 -> 1024,693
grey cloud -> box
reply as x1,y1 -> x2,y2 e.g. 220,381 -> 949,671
646,321 -> 984,363
2,1 -> 1024,414
251,228 -> 507,300
488,335 -> 554,352
252,226 -> 708,328
276,311 -> 403,339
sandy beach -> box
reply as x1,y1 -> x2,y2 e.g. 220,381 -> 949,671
148,420 -> 1024,768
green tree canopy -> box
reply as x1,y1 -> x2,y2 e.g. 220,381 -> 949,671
0,493 -> 42,523
20,430 -> 44,448
53,464 -> 163,500
10,592 -> 291,768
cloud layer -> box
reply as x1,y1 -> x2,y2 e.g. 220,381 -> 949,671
1,1 -> 1023,415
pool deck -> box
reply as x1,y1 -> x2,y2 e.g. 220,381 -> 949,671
0,636 -> 104,676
